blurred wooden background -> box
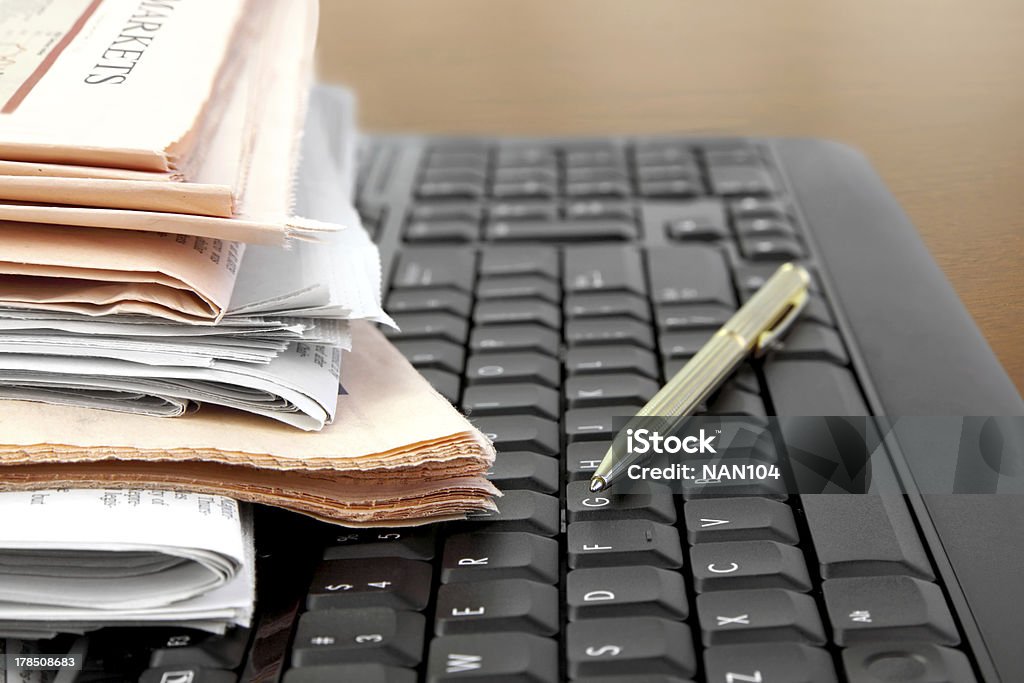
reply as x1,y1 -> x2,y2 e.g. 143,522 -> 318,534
316,0 -> 1024,392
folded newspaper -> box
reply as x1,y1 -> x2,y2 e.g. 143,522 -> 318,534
0,489 -> 253,639
0,85 -> 386,430
0,0 -> 338,245
0,322 -> 500,526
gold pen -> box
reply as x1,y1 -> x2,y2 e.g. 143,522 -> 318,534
589,262 -> 811,492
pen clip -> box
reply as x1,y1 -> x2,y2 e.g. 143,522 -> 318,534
753,289 -> 809,356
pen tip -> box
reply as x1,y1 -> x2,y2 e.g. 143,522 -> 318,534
589,477 -> 606,493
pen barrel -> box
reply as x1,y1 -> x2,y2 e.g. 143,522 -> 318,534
600,332 -> 747,483
637,331 -> 746,419
593,262 -> 810,487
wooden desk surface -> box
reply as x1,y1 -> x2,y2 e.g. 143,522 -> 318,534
317,0 -> 1024,392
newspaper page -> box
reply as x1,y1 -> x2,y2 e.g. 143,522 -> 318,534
0,489 -> 254,637
0,222 -> 243,322
0,341 -> 343,430
0,1 -> 335,245
0,0 -> 250,171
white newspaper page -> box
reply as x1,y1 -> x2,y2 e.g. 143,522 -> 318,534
0,490 -> 254,636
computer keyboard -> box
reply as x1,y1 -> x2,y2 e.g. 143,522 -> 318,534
33,123 -> 1024,682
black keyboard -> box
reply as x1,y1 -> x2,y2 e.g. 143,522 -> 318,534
35,109 -> 1024,681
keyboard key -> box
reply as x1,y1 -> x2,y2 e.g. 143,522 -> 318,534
489,201 -> 558,221
487,451 -> 559,493
292,608 -> 424,667
638,164 -> 699,183
690,541 -> 812,592
741,236 -> 805,261
802,494 -> 934,579
565,373 -> 660,409
664,200 -> 729,241
567,566 -> 689,620
696,589 -> 825,645
565,317 -> 654,348
776,322 -> 849,365
681,470 -> 788,501
323,527 -> 436,561
149,626 -> 249,669
387,313 -> 469,345
428,150 -> 488,169
568,519 -> 684,569
565,405 -> 638,442
660,330 -> 715,359
656,303 -> 734,330
387,289 -> 473,318
704,146 -> 761,165
685,497 -> 800,544
476,275 -> 560,303
472,415 -> 559,455
566,441 -> 611,481
405,220 -> 478,243
417,181 -> 484,200
800,294 -> 836,327
410,203 -> 483,223
466,352 -> 561,387
469,324 -> 560,355
435,579 -> 559,635
735,216 -> 798,238
564,244 -> 647,295
441,532 -> 559,584
497,147 -> 556,167
565,292 -> 651,321
566,617 -> 696,678
841,642 -> 976,683
566,480 -> 677,524
473,298 -> 562,329
492,180 -> 557,200
493,167 -> 558,184
392,339 -> 465,375
487,220 -> 638,241
566,180 -> 631,198
462,383 -> 559,420
635,143 -> 695,166
307,558 -> 432,611
479,245 -> 559,279
392,248 -> 475,292
566,200 -> 634,221
704,643 -> 837,683
764,360 -> 868,415
729,196 -> 790,220
566,170 -> 630,188
705,386 -> 766,418
708,165 -> 775,196
565,344 -> 659,379
417,369 -> 460,403
426,633 -> 558,683
140,668 -> 235,683
735,263 -> 820,293
567,146 -> 625,166
284,664 -> 415,683
822,576 -> 959,646
465,489 -> 560,536
640,179 -> 702,198
647,245 -> 736,307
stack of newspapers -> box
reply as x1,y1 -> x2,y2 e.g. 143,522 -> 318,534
0,1 -> 497,523
0,0 -> 498,638
0,0 -> 382,431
